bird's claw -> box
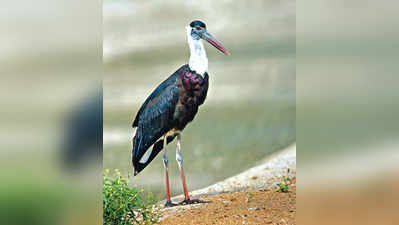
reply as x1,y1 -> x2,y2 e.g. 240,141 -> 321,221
164,198 -> 208,207
180,198 -> 207,205
164,200 -> 178,207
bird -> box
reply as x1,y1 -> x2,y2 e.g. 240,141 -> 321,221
131,20 -> 230,207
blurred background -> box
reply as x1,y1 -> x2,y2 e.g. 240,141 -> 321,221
0,0 -> 101,224
103,0 -> 296,198
297,0 -> 399,224
3,0 -> 399,224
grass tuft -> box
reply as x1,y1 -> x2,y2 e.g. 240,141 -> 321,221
103,169 -> 159,225
275,168 -> 291,193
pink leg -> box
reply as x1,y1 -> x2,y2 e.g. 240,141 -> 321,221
176,134 -> 205,205
162,139 -> 176,207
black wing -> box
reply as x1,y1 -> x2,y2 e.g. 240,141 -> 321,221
132,72 -> 180,175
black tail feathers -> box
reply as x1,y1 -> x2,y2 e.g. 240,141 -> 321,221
132,134 -> 177,176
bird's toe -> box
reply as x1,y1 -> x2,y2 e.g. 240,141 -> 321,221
180,198 -> 208,205
164,200 -> 178,207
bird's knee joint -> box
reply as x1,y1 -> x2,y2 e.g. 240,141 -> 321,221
176,152 -> 183,165
162,154 -> 168,166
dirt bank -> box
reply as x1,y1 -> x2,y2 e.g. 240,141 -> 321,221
161,182 -> 296,225
159,144 -> 296,224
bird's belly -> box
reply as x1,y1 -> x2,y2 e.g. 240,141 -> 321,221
165,128 -> 180,137
173,103 -> 199,130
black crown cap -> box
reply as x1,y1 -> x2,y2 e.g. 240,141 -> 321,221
190,20 -> 206,29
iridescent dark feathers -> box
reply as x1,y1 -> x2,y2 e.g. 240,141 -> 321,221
132,65 -> 208,175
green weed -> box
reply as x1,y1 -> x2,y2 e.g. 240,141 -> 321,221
275,182 -> 289,193
103,169 -> 158,225
275,168 -> 291,193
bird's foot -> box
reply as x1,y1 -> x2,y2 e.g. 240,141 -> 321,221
164,200 -> 178,207
179,198 -> 208,205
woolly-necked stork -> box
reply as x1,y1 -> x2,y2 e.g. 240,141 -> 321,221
131,20 -> 230,207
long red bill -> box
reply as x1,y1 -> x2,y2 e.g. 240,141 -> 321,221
203,32 -> 230,56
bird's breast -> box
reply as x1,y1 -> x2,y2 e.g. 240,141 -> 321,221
173,69 -> 209,130
177,71 -> 208,106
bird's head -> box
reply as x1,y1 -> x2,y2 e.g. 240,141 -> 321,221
188,20 -> 230,56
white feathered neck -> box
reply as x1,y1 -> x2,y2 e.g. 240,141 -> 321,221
186,26 -> 208,75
